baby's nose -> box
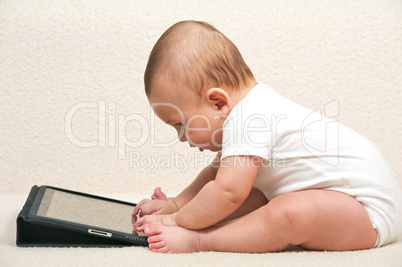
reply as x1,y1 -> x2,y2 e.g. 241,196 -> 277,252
178,133 -> 187,142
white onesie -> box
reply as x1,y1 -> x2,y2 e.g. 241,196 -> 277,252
221,82 -> 402,247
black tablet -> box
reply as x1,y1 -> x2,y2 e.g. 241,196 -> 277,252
17,185 -> 148,247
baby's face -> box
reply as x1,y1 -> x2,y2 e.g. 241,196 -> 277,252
148,87 -> 225,152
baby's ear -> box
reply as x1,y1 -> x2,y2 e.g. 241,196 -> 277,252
206,88 -> 231,111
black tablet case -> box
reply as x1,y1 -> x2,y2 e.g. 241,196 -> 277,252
17,185 -> 148,247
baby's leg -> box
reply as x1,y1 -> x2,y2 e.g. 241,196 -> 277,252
146,189 -> 377,253
204,189 -> 377,252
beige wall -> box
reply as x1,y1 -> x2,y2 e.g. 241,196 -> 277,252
1,0 -> 401,195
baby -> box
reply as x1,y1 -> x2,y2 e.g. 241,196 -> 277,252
132,20 -> 402,253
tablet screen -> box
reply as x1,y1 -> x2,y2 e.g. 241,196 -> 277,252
37,188 -> 135,234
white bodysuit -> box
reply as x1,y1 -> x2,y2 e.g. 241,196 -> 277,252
221,82 -> 402,247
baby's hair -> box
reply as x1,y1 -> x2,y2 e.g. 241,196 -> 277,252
144,20 -> 255,97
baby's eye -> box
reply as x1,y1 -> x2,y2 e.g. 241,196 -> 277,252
176,122 -> 184,127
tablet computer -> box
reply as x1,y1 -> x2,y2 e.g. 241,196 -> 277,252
17,185 -> 148,247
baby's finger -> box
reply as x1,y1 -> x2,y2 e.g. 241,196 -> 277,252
133,199 -> 150,216
134,215 -> 156,232
132,214 -> 139,225
133,215 -> 145,230
132,199 -> 150,224
138,200 -> 163,216
136,224 -> 145,232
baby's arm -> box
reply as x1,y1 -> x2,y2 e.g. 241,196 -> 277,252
175,155 -> 260,229
134,155 -> 260,231
132,153 -> 220,220
172,152 -> 220,209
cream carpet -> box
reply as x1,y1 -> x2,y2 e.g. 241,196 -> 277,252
1,193 -> 401,267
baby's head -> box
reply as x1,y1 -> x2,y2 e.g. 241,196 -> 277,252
144,20 -> 255,151
144,20 -> 255,100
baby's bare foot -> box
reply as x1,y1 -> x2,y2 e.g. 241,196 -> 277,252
151,187 -> 168,200
145,224 -> 204,253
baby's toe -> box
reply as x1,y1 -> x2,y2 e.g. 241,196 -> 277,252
150,246 -> 169,253
148,234 -> 164,244
149,240 -> 166,250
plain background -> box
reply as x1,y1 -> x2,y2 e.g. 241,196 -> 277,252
1,0 -> 401,199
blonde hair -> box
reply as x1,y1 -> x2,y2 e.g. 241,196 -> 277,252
144,20 -> 255,97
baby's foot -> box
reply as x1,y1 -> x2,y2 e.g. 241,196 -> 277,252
145,224 -> 204,253
151,187 -> 168,200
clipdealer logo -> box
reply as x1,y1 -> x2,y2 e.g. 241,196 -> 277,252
64,101 -> 183,160
64,99 -> 340,170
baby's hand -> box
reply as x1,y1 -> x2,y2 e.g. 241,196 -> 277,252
133,213 -> 177,233
131,187 -> 178,224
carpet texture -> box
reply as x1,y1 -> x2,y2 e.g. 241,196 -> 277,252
1,194 -> 402,267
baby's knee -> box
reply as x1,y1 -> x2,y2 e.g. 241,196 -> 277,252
263,193 -> 311,235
